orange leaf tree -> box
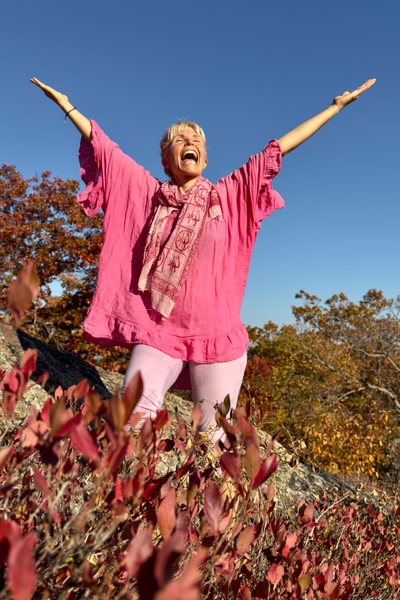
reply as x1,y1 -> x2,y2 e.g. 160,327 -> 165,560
0,164 -> 129,370
247,290 -> 400,480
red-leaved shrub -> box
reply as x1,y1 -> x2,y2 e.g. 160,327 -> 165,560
0,349 -> 399,599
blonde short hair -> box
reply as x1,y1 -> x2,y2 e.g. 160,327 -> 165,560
160,120 -> 206,177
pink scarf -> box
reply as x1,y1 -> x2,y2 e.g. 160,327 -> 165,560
138,177 -> 222,319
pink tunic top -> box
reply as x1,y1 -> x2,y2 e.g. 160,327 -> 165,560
77,121 -> 284,366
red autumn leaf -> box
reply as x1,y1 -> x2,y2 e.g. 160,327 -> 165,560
131,467 -> 145,498
155,548 -> 208,600
84,391 -> 102,419
176,547 -> 208,589
220,451 -> 241,482
123,371 -> 143,419
155,576 -> 204,600
324,581 -> 339,595
204,483 -> 222,535
157,488 -> 177,541
128,411 -> 143,429
123,529 -> 154,577
154,530 -> 187,587
105,438 -> 130,476
8,531 -> 37,600
325,563 -> 335,583
139,416 -> 154,450
39,399 -> 52,427
315,572 -> 325,589
236,526 -> 257,554
69,422 -> 99,461
138,545 -> 207,600
191,403 -> 203,431
7,260 -> 40,325
54,386 -> 64,401
159,439 -> 175,452
176,453 -> 195,481
251,454 -> 278,489
0,520 -> 20,566
114,477 -> 123,502
215,552 -> 235,577
153,409 -> 169,431
71,379 -> 90,402
0,446 -> 16,471
218,516 -> 230,533
56,413 -> 82,438
215,412 -> 237,436
154,581 -> 201,600
36,372 -> 49,387
238,585 -> 252,600
243,443 -> 261,480
2,366 -> 24,416
267,482 -> 276,503
2,367 -> 21,394
236,415 -> 259,448
299,502 -> 315,524
110,389 -> 126,432
20,419 -> 48,448
33,468 -> 49,495
267,563 -> 284,586
21,349 -> 37,380
281,531 -> 298,558
50,398 -> 74,436
121,477 -> 134,501
142,475 -> 170,502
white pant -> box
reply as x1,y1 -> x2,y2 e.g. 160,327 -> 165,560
122,344 -> 247,441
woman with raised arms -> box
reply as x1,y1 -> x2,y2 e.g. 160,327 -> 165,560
31,76 -> 375,442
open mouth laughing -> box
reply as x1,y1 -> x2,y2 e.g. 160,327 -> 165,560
181,149 -> 198,164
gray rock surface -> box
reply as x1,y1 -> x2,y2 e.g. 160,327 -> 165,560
0,323 -> 373,507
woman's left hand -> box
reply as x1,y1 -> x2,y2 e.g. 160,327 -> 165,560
333,78 -> 376,110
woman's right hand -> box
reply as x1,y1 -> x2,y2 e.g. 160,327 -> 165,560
30,77 -> 69,108
30,76 -> 92,141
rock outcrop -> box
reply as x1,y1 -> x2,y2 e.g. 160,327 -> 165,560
0,323 -> 374,507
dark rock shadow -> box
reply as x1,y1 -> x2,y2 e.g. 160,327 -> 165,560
17,330 -> 112,399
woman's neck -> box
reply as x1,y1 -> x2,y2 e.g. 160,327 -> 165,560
174,175 -> 202,195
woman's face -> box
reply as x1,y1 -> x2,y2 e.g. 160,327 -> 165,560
163,126 -> 207,185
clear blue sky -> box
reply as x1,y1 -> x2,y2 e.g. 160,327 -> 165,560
2,0 -> 399,326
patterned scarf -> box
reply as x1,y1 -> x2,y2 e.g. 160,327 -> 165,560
138,177 -> 222,319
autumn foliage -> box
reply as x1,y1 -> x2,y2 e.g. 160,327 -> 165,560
1,345 -> 400,599
245,290 -> 400,483
0,164 -> 129,370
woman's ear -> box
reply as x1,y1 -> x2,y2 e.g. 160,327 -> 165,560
162,156 -> 170,171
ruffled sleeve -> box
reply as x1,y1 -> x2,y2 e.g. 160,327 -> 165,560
215,139 -> 284,231
76,120 -> 160,218
257,139 -> 285,221
240,139 -> 285,224
76,121 -> 104,216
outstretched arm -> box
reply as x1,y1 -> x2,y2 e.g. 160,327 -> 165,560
278,79 -> 376,156
30,77 -> 92,141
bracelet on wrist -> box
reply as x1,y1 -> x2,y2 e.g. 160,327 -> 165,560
64,107 -> 77,121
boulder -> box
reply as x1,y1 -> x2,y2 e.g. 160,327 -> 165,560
0,323 -> 375,507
